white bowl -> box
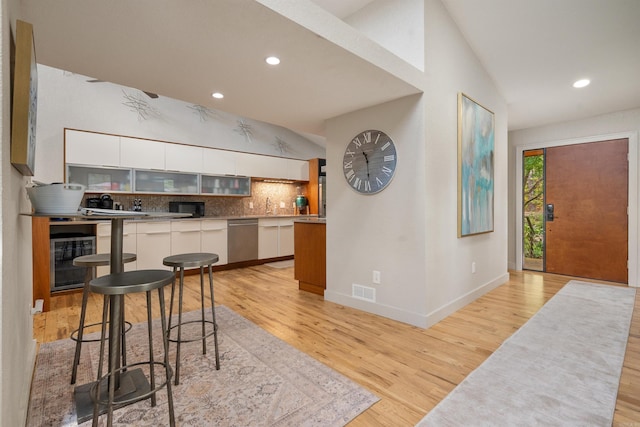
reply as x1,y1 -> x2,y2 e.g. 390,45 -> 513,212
27,183 -> 86,214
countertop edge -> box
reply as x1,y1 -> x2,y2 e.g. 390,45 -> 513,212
28,213 -> 322,224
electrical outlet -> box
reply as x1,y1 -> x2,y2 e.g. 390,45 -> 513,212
280,201 -> 285,208
471,262 -> 476,274
372,270 -> 381,284
249,202 -> 254,209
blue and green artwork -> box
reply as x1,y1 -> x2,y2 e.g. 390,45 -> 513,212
458,93 -> 494,237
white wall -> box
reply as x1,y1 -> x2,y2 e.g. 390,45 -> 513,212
326,95 -> 429,326
33,65 -> 325,184
508,108 -> 640,277
422,0 -> 508,320
325,0 -> 508,328
1,4 -> 38,427
344,0 -> 424,71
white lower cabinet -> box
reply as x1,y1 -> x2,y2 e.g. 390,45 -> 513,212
96,222 -> 137,276
258,219 -> 280,259
258,218 -> 294,259
97,217 -> 286,272
278,219 -> 295,256
201,219 -> 228,266
170,220 -> 202,255
136,221 -> 171,270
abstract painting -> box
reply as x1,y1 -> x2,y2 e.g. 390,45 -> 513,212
11,20 -> 38,176
458,93 -> 495,237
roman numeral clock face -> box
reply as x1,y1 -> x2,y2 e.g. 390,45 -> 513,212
343,130 -> 397,194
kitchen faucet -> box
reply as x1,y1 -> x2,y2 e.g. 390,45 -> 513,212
266,197 -> 272,215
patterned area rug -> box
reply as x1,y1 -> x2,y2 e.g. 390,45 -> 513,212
27,306 -> 378,426
417,281 -> 636,426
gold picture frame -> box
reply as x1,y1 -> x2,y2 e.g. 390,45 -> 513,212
11,20 -> 38,176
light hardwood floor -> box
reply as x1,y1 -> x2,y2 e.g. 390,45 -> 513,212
33,266 -> 640,426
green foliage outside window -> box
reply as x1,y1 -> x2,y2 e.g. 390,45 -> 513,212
523,154 -> 544,259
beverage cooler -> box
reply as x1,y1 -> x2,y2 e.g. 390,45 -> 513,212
50,234 -> 96,291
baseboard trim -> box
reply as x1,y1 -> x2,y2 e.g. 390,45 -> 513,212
19,339 -> 38,426
326,272 -> 511,329
424,272 -> 511,327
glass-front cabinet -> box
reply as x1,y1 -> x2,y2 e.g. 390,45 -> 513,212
67,164 -> 252,196
201,175 -> 251,196
67,165 -> 132,192
134,170 -> 199,194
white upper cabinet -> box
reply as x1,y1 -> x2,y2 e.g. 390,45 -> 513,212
65,130 -> 120,167
165,144 -> 203,173
268,157 -> 290,179
65,130 -> 312,191
234,153 -> 308,180
234,151 -> 260,177
120,137 -> 165,170
287,159 -> 309,181
202,148 -> 236,175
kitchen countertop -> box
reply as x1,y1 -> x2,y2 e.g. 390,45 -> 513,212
43,213 -> 319,224
293,217 -> 326,224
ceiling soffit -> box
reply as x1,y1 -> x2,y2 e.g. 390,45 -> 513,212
21,0 -> 423,136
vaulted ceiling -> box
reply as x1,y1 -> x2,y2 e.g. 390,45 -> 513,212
20,0 -> 640,136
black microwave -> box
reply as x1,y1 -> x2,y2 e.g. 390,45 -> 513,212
169,201 -> 205,218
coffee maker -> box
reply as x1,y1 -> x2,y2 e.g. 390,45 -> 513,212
85,193 -> 114,209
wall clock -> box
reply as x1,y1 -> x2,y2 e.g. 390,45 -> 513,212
343,129 -> 397,194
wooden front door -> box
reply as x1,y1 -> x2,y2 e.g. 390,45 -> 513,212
545,139 -> 628,283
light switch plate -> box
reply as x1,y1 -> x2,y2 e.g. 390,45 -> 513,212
372,270 -> 381,284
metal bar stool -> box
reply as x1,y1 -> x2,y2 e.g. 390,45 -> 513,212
88,269 -> 176,427
71,253 -> 137,385
163,252 -> 220,385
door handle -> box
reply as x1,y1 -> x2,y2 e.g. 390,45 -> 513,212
546,204 -> 554,221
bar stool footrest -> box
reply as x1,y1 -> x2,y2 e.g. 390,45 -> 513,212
70,320 -> 133,343
167,320 -> 218,344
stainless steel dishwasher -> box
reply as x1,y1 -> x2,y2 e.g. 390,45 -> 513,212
227,218 -> 259,263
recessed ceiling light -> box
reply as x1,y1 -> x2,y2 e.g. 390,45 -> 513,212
573,79 -> 590,88
211,92 -> 224,99
265,56 -> 281,65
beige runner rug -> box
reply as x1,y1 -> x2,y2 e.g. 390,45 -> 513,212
27,306 -> 378,426
417,280 -> 636,426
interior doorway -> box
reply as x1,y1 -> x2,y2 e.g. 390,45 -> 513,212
522,139 -> 629,283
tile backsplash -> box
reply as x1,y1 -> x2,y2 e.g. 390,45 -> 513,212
81,181 -> 309,217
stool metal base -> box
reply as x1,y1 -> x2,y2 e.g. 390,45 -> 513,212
74,368 -> 149,424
